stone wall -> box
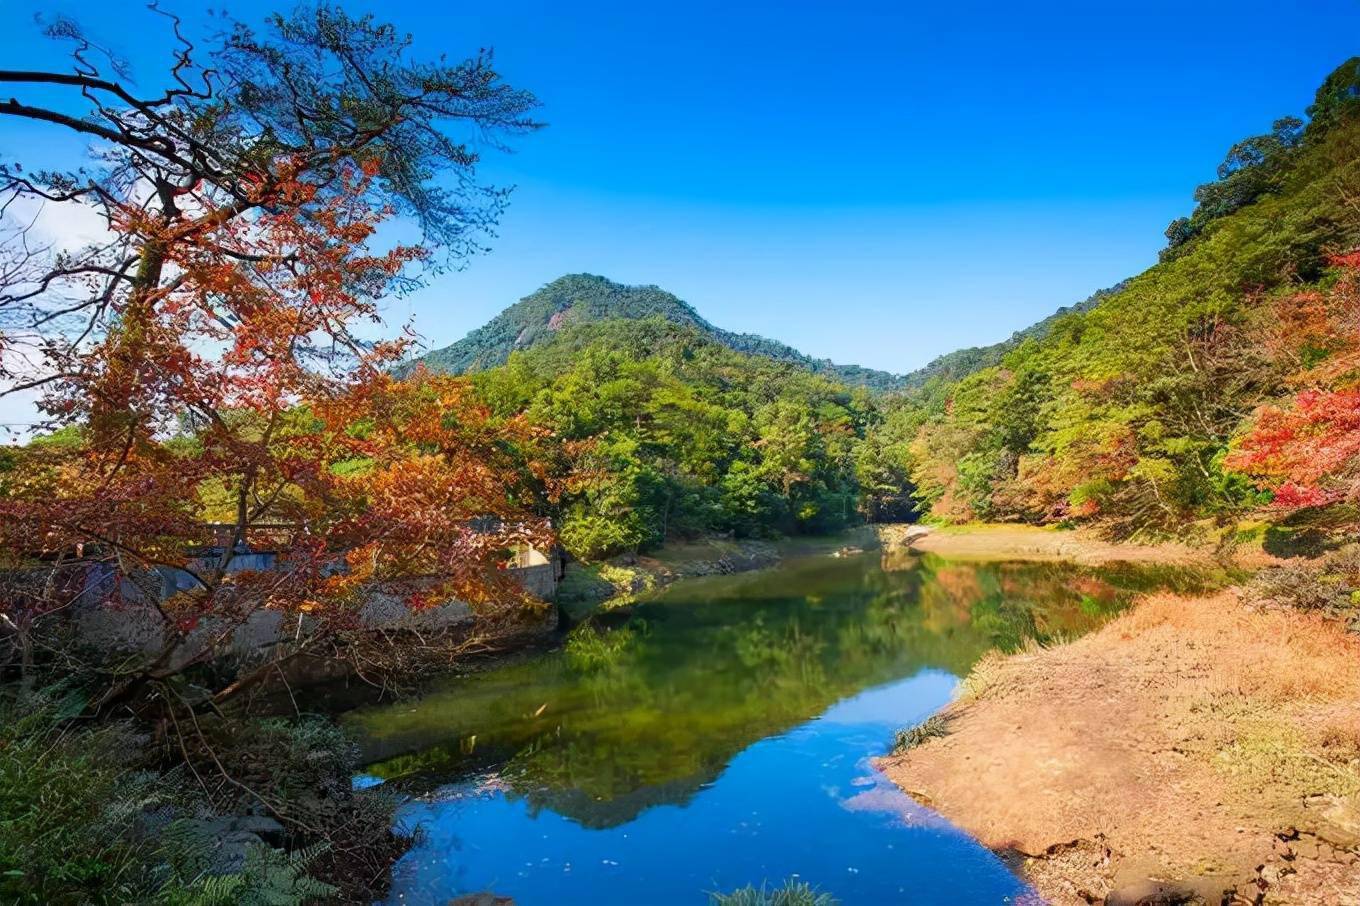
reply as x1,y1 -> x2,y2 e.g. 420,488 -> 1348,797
68,547 -> 561,665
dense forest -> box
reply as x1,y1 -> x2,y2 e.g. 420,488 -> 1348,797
880,57 -> 1360,538
2,1 -> 1359,899
398,57 -> 1360,561
471,317 -> 907,558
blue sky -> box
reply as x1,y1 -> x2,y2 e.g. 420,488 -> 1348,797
3,0 -> 1360,374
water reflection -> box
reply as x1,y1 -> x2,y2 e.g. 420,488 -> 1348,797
347,552 -> 1223,904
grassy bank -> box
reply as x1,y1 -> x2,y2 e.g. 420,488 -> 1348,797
878,542 -> 1360,905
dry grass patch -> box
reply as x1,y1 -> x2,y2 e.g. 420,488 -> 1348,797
881,589 -> 1360,905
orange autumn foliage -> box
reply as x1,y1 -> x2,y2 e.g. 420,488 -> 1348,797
0,163 -> 557,693
1227,254 -> 1360,508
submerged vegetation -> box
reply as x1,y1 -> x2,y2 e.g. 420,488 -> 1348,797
709,880 -> 839,906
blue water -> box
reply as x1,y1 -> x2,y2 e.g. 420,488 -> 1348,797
381,672 -> 1027,904
349,552 -> 1215,904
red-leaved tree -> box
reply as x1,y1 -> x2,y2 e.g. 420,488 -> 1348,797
0,5 -> 552,703
1226,252 -> 1360,508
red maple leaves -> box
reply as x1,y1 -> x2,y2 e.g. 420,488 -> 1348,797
1,161 -> 556,691
1227,253 -> 1360,508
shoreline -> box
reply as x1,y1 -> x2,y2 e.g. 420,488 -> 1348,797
556,526 -> 882,619
880,522 -> 1246,568
873,527 -> 1360,905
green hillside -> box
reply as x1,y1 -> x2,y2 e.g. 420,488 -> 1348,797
898,281 -> 1127,392
406,273 -> 912,391
411,57 -> 1360,548
470,316 -> 902,558
881,57 -> 1360,536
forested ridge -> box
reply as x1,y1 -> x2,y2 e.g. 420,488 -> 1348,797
407,272 -> 912,391
877,57 -> 1360,538
4,4 -> 1358,902
470,317 -> 908,559
897,281 -> 1127,391
403,57 -> 1360,557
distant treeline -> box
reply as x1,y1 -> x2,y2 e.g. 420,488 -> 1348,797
450,58 -> 1360,554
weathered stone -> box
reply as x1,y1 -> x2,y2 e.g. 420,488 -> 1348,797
1104,879 -> 1206,906
361,591 -> 473,632
174,814 -> 287,874
1293,838 -> 1321,860
67,546 -> 557,664
226,814 -> 286,845
448,894 -> 515,906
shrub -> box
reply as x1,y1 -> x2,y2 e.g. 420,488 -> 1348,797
1247,544 -> 1360,617
0,689 -> 169,904
182,715 -> 408,902
0,691 -> 403,905
890,714 -> 951,754
565,623 -> 642,672
156,826 -> 335,906
709,880 -> 839,906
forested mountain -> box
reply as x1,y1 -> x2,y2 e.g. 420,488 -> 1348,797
471,317 -> 910,559
405,273 -> 911,391
898,282 -> 1126,392
415,58 -> 1360,556
880,58 -> 1360,535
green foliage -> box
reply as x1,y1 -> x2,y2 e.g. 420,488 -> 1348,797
156,826 -> 335,906
898,282 -> 1126,393
0,690 -> 168,905
887,60 -> 1360,536
1304,57 -> 1360,139
476,318 -> 878,559
1162,116 -> 1305,256
565,623 -> 644,672
709,880 -> 839,906
0,691 -> 401,906
559,434 -> 667,559
406,273 -> 907,391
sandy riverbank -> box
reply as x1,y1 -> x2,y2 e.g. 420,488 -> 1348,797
879,522 -> 1235,568
878,586 -> 1360,905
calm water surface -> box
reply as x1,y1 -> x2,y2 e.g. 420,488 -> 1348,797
346,549 -> 1221,905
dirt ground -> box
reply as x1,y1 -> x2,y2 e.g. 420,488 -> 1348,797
878,591 -> 1360,905
878,523 -> 1227,567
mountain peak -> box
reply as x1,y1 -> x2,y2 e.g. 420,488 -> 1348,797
407,274 -> 907,390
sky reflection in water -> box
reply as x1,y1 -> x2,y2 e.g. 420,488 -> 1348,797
348,551 -> 1223,904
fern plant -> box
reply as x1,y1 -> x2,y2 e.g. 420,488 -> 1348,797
157,822 -> 337,906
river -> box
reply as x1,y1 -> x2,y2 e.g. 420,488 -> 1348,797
345,547 -> 1221,904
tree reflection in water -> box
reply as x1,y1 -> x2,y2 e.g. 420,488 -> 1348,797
349,552 -> 1225,827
